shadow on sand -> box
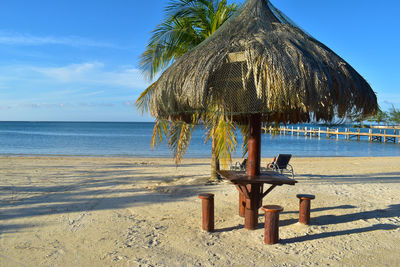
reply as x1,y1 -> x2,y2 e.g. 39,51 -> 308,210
281,224 -> 398,244
280,203 -> 400,243
0,162 -> 213,234
2,161 -> 400,243
295,172 -> 400,184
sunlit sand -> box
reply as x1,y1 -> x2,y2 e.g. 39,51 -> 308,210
0,156 -> 399,266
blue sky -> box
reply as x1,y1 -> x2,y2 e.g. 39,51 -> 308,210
0,0 -> 399,122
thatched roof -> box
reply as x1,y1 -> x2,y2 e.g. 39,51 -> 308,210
149,0 -> 377,124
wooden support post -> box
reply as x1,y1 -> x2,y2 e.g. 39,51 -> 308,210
327,127 -> 330,139
305,127 -> 308,137
297,127 -> 300,136
384,130 -> 386,143
291,126 -> 294,136
398,130 -> 400,144
247,115 -> 261,177
368,129 -> 372,141
245,114 -> 262,230
357,128 -> 360,141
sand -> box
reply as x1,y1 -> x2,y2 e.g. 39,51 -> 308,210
0,156 -> 399,266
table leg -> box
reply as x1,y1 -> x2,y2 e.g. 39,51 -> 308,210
239,192 -> 245,217
244,184 -> 262,230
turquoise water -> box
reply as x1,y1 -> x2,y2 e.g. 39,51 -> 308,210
0,121 -> 399,157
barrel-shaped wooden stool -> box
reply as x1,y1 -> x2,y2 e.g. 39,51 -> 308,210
262,205 -> 284,244
296,194 -> 315,225
198,193 -> 214,232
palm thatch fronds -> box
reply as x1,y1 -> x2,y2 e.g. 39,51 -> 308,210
149,0 -> 378,124
139,0 -> 238,81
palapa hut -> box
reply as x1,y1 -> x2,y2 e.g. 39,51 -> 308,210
147,0 -> 378,230
149,0 -> 377,123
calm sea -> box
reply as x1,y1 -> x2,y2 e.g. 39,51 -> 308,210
0,121 -> 399,158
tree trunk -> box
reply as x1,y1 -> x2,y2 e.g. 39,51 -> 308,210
210,136 -> 220,182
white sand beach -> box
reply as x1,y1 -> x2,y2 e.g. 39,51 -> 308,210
0,156 -> 399,266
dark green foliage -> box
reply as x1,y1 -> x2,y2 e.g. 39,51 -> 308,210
389,105 -> 400,124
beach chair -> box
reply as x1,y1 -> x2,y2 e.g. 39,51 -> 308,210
267,154 -> 294,179
230,158 -> 247,171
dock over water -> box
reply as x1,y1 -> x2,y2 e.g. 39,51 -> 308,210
262,126 -> 400,144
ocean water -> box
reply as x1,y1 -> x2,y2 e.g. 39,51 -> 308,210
0,121 -> 399,158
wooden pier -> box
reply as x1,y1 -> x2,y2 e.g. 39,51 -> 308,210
262,126 -> 400,144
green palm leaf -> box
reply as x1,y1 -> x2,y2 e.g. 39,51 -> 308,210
137,0 -> 239,174
151,119 -> 169,148
136,82 -> 156,114
213,116 -> 237,168
168,121 -> 195,164
239,124 -> 249,158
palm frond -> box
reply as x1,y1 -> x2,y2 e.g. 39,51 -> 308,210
136,82 -> 157,114
239,124 -> 249,158
206,115 -> 237,168
151,119 -> 169,148
167,121 -> 195,165
166,0 -> 212,18
139,0 -> 240,169
139,16 -> 201,80
140,0 -> 237,80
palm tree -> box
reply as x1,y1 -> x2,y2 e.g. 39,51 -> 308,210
137,0 -> 239,181
389,105 -> 400,125
367,109 -> 389,125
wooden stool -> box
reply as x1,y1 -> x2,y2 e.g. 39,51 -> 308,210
296,194 -> 315,225
198,193 -> 214,232
262,205 -> 284,244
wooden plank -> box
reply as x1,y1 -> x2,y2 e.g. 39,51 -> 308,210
217,170 -> 297,185
227,52 -> 246,63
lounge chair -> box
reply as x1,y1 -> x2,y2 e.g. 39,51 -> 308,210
230,158 -> 247,171
266,154 -> 294,179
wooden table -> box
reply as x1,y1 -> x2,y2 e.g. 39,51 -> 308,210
217,170 -> 297,229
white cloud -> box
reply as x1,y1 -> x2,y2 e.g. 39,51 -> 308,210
382,100 -> 400,109
0,105 -> 11,110
33,62 -> 104,82
31,62 -> 149,89
0,31 -> 119,48
0,62 -> 150,122
1,102 -> 125,110
124,101 -> 135,107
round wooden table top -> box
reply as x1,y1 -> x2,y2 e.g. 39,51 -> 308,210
296,194 -> 315,200
198,193 -> 214,199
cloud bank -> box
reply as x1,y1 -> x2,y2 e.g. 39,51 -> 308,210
0,31 -> 119,48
